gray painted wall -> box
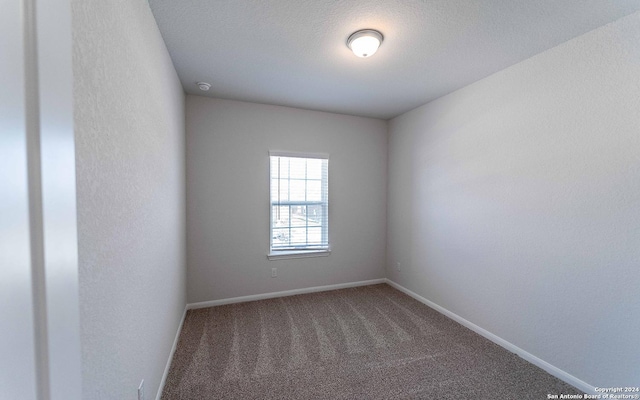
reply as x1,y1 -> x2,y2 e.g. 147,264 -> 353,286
186,96 -> 387,303
72,0 -> 186,398
387,12 -> 640,387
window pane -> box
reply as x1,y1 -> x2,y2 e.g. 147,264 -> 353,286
272,228 -> 289,246
307,159 -> 322,180
289,157 -> 306,179
307,204 -> 323,224
291,206 -> 306,226
271,179 -> 290,202
279,157 -> 290,179
271,157 -> 289,179
290,228 -> 306,245
279,180 -> 289,202
307,227 -> 322,245
307,180 -> 321,201
273,205 -> 290,226
290,179 -> 306,201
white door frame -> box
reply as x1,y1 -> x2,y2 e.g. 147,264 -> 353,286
1,0 -> 82,399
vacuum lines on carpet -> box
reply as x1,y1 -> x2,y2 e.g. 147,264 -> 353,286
161,284 -> 577,399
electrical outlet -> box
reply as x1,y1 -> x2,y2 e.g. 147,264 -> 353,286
138,380 -> 144,400
396,262 -> 401,271
271,268 -> 277,278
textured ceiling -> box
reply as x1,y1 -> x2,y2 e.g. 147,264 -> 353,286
149,0 -> 640,119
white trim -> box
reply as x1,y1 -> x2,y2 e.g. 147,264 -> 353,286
267,249 -> 331,260
269,150 -> 330,159
384,279 -> 597,395
187,278 -> 386,310
269,153 -> 330,254
155,305 -> 188,400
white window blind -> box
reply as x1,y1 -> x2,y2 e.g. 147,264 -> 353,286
270,154 -> 329,252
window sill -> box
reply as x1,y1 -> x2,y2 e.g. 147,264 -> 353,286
267,249 -> 331,261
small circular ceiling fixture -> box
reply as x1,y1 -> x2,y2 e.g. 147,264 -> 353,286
197,82 -> 211,91
347,29 -> 384,58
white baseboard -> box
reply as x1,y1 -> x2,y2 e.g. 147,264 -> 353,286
155,305 -> 188,400
187,278 -> 387,310
384,279 -> 596,395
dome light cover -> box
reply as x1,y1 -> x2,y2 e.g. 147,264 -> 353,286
347,29 -> 383,58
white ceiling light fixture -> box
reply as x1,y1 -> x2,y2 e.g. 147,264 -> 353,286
197,81 -> 211,91
347,29 -> 384,58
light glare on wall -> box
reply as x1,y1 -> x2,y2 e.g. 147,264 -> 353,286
347,29 -> 383,58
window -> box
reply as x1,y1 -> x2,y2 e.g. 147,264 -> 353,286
269,152 -> 329,258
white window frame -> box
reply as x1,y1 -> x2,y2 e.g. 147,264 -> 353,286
268,151 -> 330,260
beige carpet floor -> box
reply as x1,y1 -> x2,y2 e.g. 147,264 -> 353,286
161,284 -> 578,399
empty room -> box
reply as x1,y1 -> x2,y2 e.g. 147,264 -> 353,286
3,0 -> 639,399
